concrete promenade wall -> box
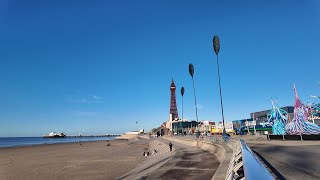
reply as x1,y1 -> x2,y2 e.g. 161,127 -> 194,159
163,137 -> 198,147
163,136 -> 232,180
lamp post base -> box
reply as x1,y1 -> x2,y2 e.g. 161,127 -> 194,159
222,128 -> 230,142
222,128 -> 228,136
195,130 -> 200,138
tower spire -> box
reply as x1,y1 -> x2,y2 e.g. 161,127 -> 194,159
169,79 -> 179,120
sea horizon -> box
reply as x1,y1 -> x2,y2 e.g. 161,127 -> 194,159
0,136 -> 115,148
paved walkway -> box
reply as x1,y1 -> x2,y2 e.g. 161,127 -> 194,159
118,137 -> 220,180
144,138 -> 219,180
117,139 -> 174,180
239,135 -> 320,180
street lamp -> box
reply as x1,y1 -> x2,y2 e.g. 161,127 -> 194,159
181,87 -> 185,135
189,63 -> 200,137
212,35 -> 227,136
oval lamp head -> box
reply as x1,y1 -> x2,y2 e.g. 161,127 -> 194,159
189,63 -> 194,78
181,87 -> 185,96
213,35 -> 220,55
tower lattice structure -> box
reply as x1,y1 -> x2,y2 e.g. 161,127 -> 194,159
169,79 -> 179,120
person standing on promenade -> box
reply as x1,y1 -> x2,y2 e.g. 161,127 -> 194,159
169,142 -> 173,152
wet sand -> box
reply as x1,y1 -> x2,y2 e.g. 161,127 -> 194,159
0,139 -> 149,180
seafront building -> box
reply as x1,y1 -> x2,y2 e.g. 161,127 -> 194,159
231,106 -> 294,135
211,122 -> 234,134
162,79 -> 302,136
169,79 -> 179,121
163,79 -> 231,135
164,79 -> 216,135
250,106 -> 294,124
165,79 -> 179,132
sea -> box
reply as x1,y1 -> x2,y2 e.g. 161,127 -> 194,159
0,136 -> 115,148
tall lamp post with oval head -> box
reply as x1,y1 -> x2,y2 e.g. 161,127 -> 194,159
189,63 -> 200,137
180,87 -> 185,135
213,35 -> 227,136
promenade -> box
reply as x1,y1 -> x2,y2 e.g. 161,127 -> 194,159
149,135 -> 320,180
145,138 -> 219,180
120,137 -> 220,180
2,134 -> 318,180
239,135 -> 320,180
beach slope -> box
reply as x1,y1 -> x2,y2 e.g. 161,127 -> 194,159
0,139 -> 148,180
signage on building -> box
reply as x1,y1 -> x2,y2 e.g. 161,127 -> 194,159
245,121 -> 256,127
203,121 -> 209,126
211,122 -> 234,134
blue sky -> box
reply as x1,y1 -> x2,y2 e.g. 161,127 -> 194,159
1,0 -> 320,137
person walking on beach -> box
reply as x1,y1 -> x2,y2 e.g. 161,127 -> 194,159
169,142 -> 173,152
143,151 -> 149,159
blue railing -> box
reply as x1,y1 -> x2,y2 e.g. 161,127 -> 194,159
204,135 -> 274,180
239,139 -> 274,180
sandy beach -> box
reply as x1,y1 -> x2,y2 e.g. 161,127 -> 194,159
0,139 -> 149,180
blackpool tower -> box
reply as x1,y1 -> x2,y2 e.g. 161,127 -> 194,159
169,79 -> 179,120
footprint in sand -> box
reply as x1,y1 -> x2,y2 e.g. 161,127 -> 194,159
0,158 -> 13,166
